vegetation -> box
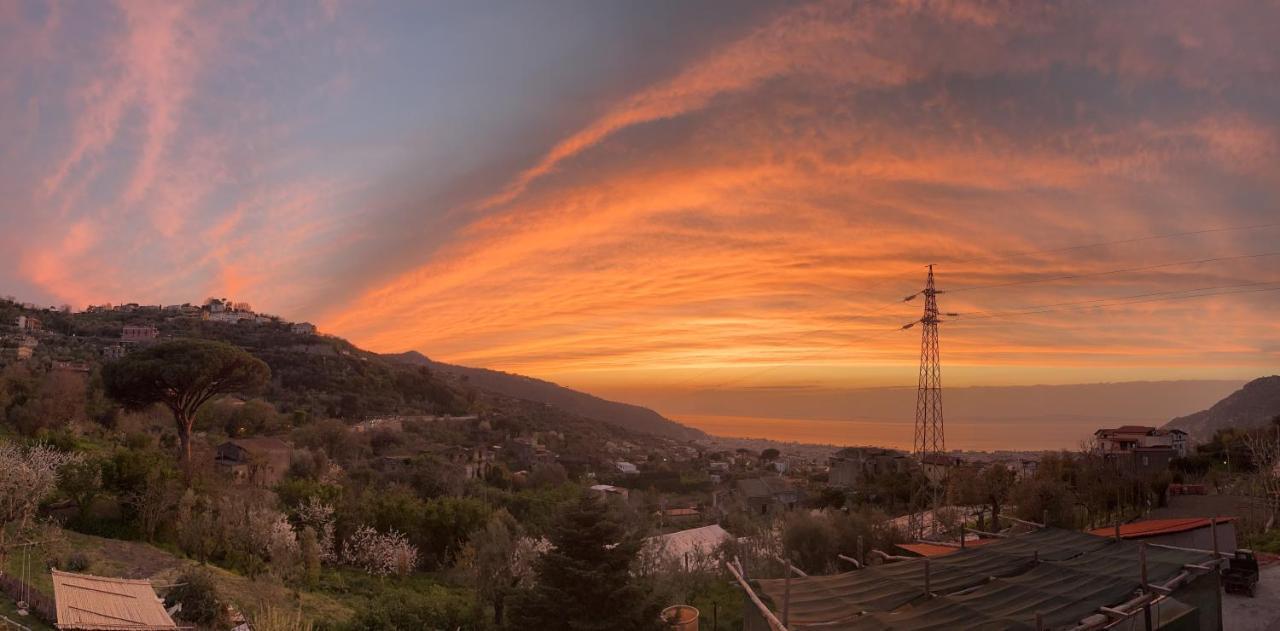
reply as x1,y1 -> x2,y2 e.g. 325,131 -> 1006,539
104,339 -> 270,474
508,493 -> 662,631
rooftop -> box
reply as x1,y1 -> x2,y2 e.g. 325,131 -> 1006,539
51,569 -> 178,630
1087,516 -> 1236,539
750,528 -> 1215,630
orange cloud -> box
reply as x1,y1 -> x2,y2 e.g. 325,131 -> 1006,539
322,0 -> 1280,395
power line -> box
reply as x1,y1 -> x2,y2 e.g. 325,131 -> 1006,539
947,250 -> 1280,293
936,220 -> 1280,268
954,280 -> 1280,320
949,282 -> 1280,324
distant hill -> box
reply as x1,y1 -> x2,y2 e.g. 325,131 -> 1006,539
384,351 -> 706,441
1163,376 -> 1280,441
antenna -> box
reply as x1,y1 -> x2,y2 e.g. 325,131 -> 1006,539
912,265 -> 945,460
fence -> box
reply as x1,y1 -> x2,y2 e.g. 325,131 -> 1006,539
0,574 -> 54,626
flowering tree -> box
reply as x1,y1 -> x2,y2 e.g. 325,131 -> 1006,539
342,525 -> 419,577
294,497 -> 336,563
0,441 -> 79,564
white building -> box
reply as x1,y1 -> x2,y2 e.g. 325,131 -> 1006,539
291,322 -> 317,335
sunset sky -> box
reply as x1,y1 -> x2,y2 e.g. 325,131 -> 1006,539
3,1 -> 1278,425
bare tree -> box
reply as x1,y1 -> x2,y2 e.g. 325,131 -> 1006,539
0,442 -> 79,565
1242,418 -> 1280,529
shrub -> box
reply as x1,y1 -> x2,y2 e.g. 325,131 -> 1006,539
62,552 -> 90,572
165,569 -> 227,627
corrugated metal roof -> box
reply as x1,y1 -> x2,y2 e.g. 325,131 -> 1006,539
51,570 -> 179,630
1086,516 -> 1236,539
751,528 -> 1214,630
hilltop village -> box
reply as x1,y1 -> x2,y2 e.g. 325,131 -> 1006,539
0,296 -> 1277,630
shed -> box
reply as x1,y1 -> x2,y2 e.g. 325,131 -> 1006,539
1088,517 -> 1238,552
214,437 -> 291,486
50,569 -> 179,630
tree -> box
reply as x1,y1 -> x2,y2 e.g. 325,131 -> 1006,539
342,525 -> 419,577
508,494 -> 661,631
463,510 -> 536,626
0,441 -> 79,566
782,512 -> 837,574
103,339 -> 269,476
951,464 -> 1016,523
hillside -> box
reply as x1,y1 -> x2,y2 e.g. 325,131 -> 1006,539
1163,375 -> 1280,441
384,351 -> 706,440
1,299 -> 691,445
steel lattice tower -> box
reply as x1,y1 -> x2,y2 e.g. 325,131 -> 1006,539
912,265 -> 945,459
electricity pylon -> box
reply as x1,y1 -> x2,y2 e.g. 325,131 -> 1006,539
913,264 -> 945,459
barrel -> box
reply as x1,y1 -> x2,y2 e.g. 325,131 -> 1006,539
661,605 -> 699,630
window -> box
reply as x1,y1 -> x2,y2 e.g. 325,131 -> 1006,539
1142,456 -> 1149,466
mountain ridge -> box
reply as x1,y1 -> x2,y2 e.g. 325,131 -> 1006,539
1163,375 -> 1280,441
384,350 -> 706,440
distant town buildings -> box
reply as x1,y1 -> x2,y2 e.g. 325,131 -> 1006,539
615,461 -> 639,475
102,345 -> 127,360
292,322 -> 317,335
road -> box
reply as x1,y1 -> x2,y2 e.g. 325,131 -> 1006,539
1223,564 -> 1280,631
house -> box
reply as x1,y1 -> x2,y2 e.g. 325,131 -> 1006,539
50,569 -> 178,630
291,322 -> 317,335
1094,425 -> 1188,458
205,311 -> 249,323
590,484 -> 630,500
352,417 -> 404,433
615,461 -> 640,475
15,314 -> 41,331
656,507 -> 701,525
121,325 -> 159,343
920,453 -> 962,484
2,345 -> 33,361
103,345 -> 127,360
827,447 -> 910,488
215,437 -> 292,486
2,334 -> 37,362
736,476 -> 800,516
52,360 -> 91,373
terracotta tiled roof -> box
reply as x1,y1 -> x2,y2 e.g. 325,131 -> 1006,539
51,569 -> 178,630
662,508 -> 700,517
1086,516 -> 1236,539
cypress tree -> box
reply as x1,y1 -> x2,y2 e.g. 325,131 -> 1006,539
508,493 -> 661,630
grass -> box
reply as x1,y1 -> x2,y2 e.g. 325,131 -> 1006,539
0,596 -> 55,631
5,528 -> 355,626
